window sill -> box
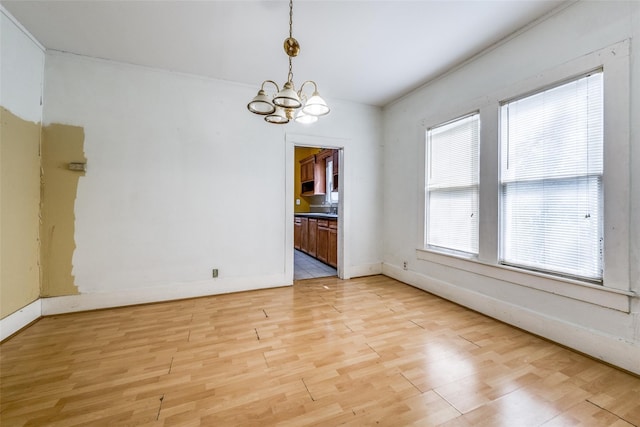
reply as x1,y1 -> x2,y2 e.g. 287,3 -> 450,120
415,248 -> 634,312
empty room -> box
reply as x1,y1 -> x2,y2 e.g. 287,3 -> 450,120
1,0 -> 639,425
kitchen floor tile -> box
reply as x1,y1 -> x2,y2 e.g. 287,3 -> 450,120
294,249 -> 337,280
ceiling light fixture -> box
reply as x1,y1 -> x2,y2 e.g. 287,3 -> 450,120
247,0 -> 329,125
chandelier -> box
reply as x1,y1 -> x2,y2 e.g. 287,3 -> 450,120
247,0 -> 330,124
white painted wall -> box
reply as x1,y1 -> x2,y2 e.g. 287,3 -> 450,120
382,0 -> 640,374
41,51 -> 383,313
0,7 -> 44,122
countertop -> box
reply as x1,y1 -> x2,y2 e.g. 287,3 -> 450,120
294,213 -> 338,219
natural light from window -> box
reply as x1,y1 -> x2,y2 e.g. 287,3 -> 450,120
425,113 -> 480,255
499,71 -> 603,282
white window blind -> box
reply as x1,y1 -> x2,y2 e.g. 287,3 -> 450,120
426,113 -> 479,254
500,71 -> 603,281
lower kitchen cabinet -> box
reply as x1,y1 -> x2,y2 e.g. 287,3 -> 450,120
316,220 -> 330,264
300,217 -> 309,253
328,221 -> 338,268
295,216 -> 337,268
294,217 -> 301,250
308,218 -> 318,257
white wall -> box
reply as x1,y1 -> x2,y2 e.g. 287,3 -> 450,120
41,51 -> 383,313
382,0 -> 640,374
0,8 -> 44,122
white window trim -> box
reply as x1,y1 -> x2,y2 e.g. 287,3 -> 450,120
417,40 -> 632,312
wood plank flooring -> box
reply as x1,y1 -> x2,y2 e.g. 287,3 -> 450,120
1,275 -> 639,426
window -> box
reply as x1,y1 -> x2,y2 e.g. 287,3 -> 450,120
500,71 -> 603,281
426,113 -> 479,255
418,41 -> 629,304
325,158 -> 339,206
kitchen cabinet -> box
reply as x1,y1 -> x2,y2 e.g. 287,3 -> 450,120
328,220 -> 338,268
300,155 -> 325,196
300,156 -> 314,183
294,217 -> 301,250
308,218 -> 318,257
299,149 -> 339,197
295,215 -> 337,268
316,219 -> 330,264
300,217 -> 309,253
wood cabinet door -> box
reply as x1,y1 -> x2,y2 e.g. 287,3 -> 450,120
308,218 -> 318,257
301,155 -> 327,196
294,218 -> 301,250
328,221 -> 338,268
300,217 -> 309,253
316,221 -> 329,263
301,159 -> 314,183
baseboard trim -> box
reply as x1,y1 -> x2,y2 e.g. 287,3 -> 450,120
344,262 -> 383,279
1,299 -> 42,341
382,263 -> 640,375
41,274 -> 291,315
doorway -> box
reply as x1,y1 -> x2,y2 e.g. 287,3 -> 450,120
285,134 -> 346,283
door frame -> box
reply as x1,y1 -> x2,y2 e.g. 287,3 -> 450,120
285,133 -> 349,282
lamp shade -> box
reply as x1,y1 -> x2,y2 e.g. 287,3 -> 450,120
248,89 -> 276,115
294,110 -> 318,124
302,91 -> 330,116
273,82 -> 302,109
265,107 -> 289,124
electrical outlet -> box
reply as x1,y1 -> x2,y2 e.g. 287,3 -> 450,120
403,261 -> 408,270
212,268 -> 218,278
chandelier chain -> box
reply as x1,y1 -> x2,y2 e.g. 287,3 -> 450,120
289,0 -> 293,39
288,57 -> 294,84
288,0 -> 294,83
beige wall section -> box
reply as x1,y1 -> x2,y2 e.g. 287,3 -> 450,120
0,108 -> 42,319
40,123 -> 85,297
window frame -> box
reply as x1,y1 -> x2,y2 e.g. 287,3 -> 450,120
424,111 -> 480,257
498,70 -> 604,283
416,40 -> 631,311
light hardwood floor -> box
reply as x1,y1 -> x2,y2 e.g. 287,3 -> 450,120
1,275 -> 639,426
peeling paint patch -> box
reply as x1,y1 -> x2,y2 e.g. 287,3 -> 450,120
40,123 -> 86,297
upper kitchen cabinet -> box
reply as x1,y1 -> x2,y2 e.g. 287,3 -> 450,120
299,149 -> 338,197
300,153 -> 325,196
300,155 -> 314,184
